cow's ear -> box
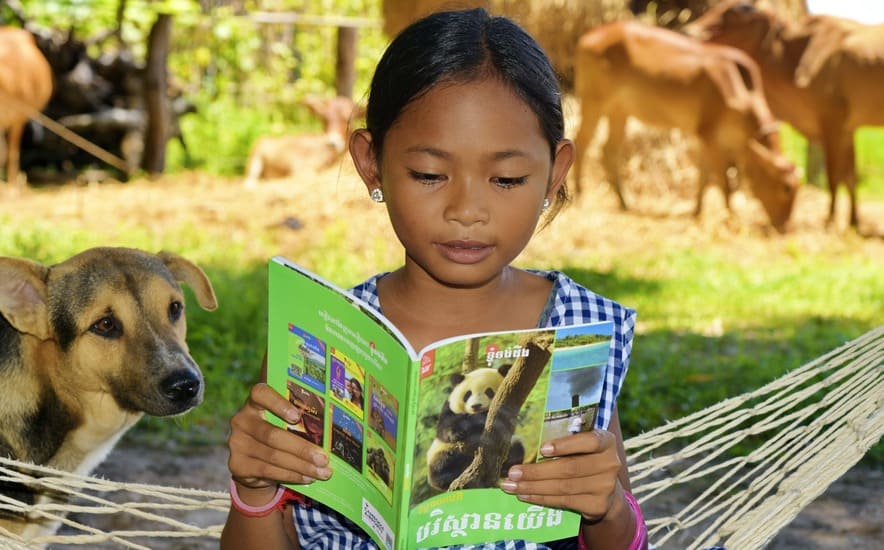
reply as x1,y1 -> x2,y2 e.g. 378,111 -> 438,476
0,257 -> 51,340
706,59 -> 753,112
301,95 -> 327,118
795,21 -> 845,87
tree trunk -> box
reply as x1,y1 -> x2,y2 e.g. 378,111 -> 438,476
448,333 -> 553,490
335,26 -> 357,99
462,338 -> 480,372
143,13 -> 172,176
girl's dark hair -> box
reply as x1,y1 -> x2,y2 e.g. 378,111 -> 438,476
365,8 -> 569,213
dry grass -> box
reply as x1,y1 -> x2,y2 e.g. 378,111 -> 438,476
2,124 -> 883,277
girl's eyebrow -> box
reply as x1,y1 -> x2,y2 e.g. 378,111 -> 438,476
404,146 -> 528,160
490,150 -> 528,160
404,145 -> 450,158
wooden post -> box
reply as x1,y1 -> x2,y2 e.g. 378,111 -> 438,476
143,13 -> 172,176
335,25 -> 358,99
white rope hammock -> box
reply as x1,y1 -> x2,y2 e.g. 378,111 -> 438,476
1,325 -> 881,549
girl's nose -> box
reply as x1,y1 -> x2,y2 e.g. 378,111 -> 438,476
443,178 -> 489,225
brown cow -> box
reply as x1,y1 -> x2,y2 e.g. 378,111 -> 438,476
243,95 -> 363,187
0,27 -> 52,187
684,0 -> 884,227
572,20 -> 799,229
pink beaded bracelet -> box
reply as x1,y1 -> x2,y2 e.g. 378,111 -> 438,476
229,479 -> 287,518
576,491 -> 647,550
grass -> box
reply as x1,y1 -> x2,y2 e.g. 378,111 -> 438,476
4,202 -> 879,464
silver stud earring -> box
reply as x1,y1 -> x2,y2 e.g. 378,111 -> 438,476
370,188 -> 384,203
542,198 -> 550,212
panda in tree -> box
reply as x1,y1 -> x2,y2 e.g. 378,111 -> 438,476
426,364 -> 525,492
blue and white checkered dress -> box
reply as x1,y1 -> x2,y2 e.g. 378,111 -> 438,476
290,270 -> 637,549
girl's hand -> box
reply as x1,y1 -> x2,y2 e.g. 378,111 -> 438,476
500,430 -> 624,521
227,383 -> 332,492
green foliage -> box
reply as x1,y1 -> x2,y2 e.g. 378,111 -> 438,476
15,0 -> 388,175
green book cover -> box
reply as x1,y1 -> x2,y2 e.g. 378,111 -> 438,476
266,256 -> 615,549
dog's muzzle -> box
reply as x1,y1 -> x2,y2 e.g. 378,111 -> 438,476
160,369 -> 203,410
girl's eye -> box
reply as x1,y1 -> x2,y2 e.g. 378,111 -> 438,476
492,176 -> 528,188
408,170 -> 446,185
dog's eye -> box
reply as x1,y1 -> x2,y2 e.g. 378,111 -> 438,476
90,317 -> 122,338
168,301 -> 183,322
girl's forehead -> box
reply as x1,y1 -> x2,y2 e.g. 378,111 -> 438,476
410,77 -> 520,111
388,78 -> 546,153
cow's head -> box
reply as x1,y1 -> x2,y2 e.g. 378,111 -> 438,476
301,96 -> 365,153
743,139 -> 800,230
684,0 -> 780,54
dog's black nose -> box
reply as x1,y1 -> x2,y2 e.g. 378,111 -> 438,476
161,371 -> 202,403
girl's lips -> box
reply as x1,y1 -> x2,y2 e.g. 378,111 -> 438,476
436,240 -> 493,264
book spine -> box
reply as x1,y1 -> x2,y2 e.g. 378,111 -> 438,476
393,357 -> 422,550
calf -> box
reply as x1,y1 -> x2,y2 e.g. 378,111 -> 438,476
0,27 -> 53,187
572,20 -> 799,229
243,95 -> 363,187
684,0 -> 884,227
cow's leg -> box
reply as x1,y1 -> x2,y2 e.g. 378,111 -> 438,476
243,152 -> 264,188
572,101 -> 602,196
821,127 -> 857,227
0,131 -> 7,182
843,134 -> 858,228
601,111 -> 628,210
696,142 -> 729,219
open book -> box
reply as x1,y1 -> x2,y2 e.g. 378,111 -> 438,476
266,256 -> 616,549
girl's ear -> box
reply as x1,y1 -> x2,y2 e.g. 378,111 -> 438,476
547,138 -> 575,200
349,128 -> 382,194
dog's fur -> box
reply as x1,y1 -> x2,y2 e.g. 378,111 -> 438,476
0,247 -> 217,539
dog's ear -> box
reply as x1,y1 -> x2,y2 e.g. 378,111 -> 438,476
157,252 -> 218,311
0,257 -> 52,340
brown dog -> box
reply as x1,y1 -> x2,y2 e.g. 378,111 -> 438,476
0,247 -> 217,540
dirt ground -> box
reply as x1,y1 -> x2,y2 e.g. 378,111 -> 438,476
2,145 -> 882,549
64,440 -> 881,550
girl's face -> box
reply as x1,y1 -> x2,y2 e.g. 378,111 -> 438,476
352,77 -> 573,289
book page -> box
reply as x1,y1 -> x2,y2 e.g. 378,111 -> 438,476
266,257 -> 415,549
403,321 -> 614,548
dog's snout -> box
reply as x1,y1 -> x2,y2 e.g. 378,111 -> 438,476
161,370 -> 202,404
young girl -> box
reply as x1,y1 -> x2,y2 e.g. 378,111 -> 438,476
222,8 -> 645,550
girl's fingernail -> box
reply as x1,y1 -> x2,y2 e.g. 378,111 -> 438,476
500,480 -> 517,492
302,476 -> 314,483
540,443 -> 554,456
312,452 -> 329,466
316,467 -> 332,479
508,467 -> 523,480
